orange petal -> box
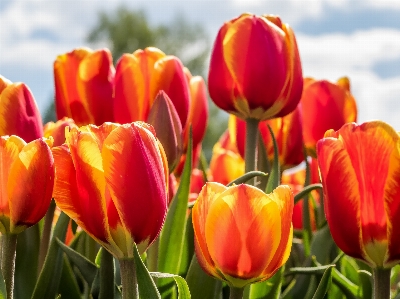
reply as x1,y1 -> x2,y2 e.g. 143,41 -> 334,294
0,75 -> 12,94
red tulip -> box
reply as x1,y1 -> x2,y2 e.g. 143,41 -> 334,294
52,122 -> 168,257
208,14 -> 303,120
43,117 -> 77,147
317,121 -> 400,268
54,48 -> 115,126
0,76 -> 43,142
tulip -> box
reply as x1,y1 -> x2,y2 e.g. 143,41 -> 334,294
52,122 -> 168,258
0,76 -> 43,142
192,183 -> 293,289
208,14 -> 303,121
114,47 -> 190,127
54,48 -> 115,126
44,117 -> 77,147
301,77 -> 357,157
317,121 -> 400,269
209,130 -> 244,185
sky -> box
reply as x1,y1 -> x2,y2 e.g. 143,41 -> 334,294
1,0 -> 400,129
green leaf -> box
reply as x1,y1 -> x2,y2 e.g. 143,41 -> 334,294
249,266 -> 283,299
289,264 -> 334,275
0,267 -> 6,299
178,213 -> 194,276
99,248 -> 115,299
158,130 -> 192,286
311,266 -> 333,299
310,225 -> 337,265
31,212 -> 70,299
133,244 -> 161,299
57,256 -> 82,299
151,272 -> 191,299
226,171 -> 268,187
331,268 -> 359,299
55,237 -> 98,286
186,255 -> 222,299
294,184 -> 323,204
265,124 -> 280,194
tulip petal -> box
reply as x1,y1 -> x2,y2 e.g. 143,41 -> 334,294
8,138 -> 54,232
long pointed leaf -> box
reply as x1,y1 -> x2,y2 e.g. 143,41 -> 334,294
151,272 -> 191,299
265,124 -> 280,193
311,266 -> 333,299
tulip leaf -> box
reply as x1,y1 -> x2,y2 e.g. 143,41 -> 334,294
226,171 -> 268,187
158,131 -> 192,277
0,268 -> 6,299
98,247 -> 115,299
133,244 -> 161,299
186,255 -> 222,299
57,256 -> 81,299
265,124 -> 280,194
289,264 -> 335,275
55,237 -> 99,286
294,184 -> 323,204
31,212 -> 69,299
151,272 -> 191,299
249,266 -> 283,299
311,266 -> 333,299
331,268 -> 359,299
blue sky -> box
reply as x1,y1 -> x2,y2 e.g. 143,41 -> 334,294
1,0 -> 400,128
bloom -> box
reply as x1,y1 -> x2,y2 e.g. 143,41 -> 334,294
192,183 -> 293,287
44,117 -> 77,147
0,135 -> 54,234
54,48 -> 115,126
208,14 -> 303,120
0,76 -> 43,142
317,121 -> 400,268
52,122 -> 169,257
301,77 -> 357,157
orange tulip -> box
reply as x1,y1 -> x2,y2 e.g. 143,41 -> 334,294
317,121 -> 400,268
0,136 -> 54,234
44,117 -> 77,147
114,47 -> 190,127
230,104 -> 304,169
52,122 -> 168,257
54,48 -> 115,126
193,183 -> 293,288
0,76 -> 43,142
301,77 -> 357,157
208,14 -> 303,121
209,130 -> 245,185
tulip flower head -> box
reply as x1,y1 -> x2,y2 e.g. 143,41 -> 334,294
52,122 -> 169,258
44,117 -> 78,147
192,183 -> 293,288
208,14 -> 303,121
0,136 -> 54,234
317,121 -> 400,268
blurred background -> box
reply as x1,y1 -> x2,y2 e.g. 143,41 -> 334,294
1,0 -> 400,158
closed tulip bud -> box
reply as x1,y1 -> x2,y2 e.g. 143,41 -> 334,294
0,136 -> 54,234
44,117 -> 77,147
317,121 -> 400,268
0,76 -> 43,142
114,47 -> 190,127
302,77 -> 357,157
52,122 -> 168,258
147,91 -> 183,172
54,48 -> 115,126
208,14 -> 303,121
193,183 -> 293,288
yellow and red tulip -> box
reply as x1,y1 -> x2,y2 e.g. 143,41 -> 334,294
0,135 -> 54,234
52,122 -> 169,258
208,14 -> 303,121
317,121 -> 400,268
192,183 -> 293,288
44,117 -> 77,147
114,47 -> 190,127
0,76 -> 43,142
301,77 -> 357,157
54,48 -> 115,126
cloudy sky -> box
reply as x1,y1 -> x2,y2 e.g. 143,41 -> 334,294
1,0 -> 400,128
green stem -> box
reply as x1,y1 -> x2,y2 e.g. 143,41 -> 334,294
147,237 -> 159,273
1,234 -> 18,299
99,248 -> 115,299
245,118 -> 260,183
37,200 -> 56,274
229,286 -> 244,299
373,268 -> 391,299
119,258 -> 138,299
302,154 -> 312,255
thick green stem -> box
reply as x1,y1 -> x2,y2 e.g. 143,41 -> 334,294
119,258 -> 138,299
38,200 -> 56,274
99,248 -> 115,299
229,286 -> 244,299
245,118 -> 260,183
373,268 -> 391,299
1,234 -> 18,299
